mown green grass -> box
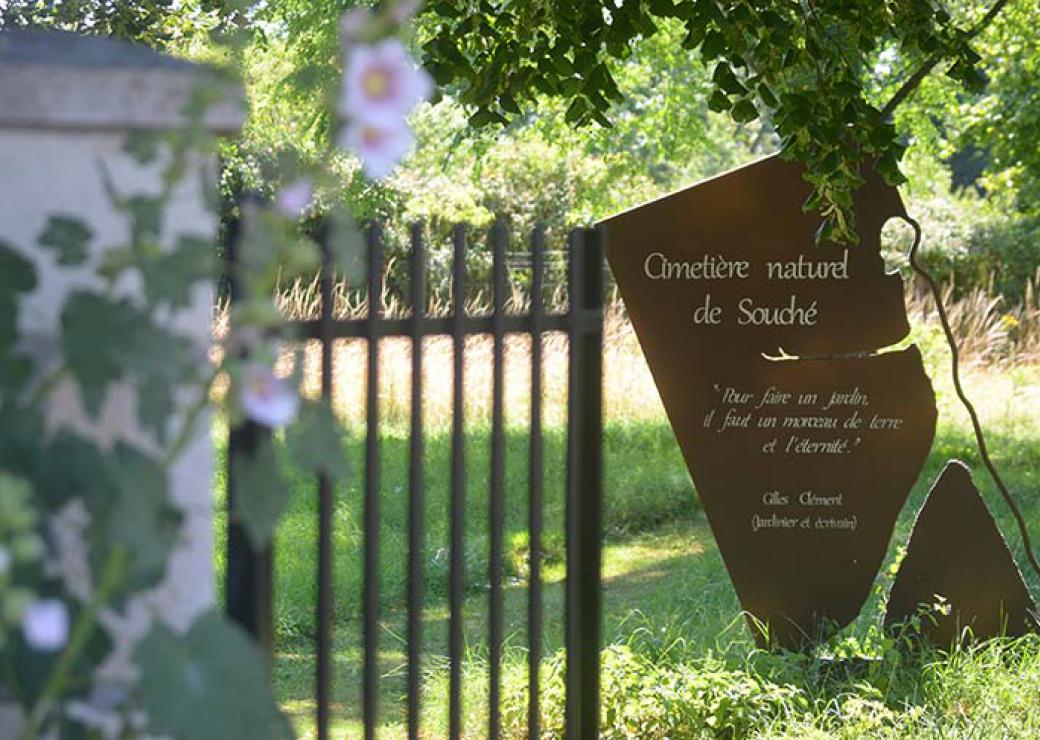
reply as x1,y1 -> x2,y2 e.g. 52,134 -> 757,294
215,334 -> 1040,738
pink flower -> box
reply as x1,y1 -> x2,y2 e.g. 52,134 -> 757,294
341,39 -> 432,126
22,598 -> 69,652
276,178 -> 314,219
240,363 -> 299,429
338,119 -> 416,180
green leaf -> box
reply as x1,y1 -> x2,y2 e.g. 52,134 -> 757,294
37,430 -> 114,512
707,90 -> 731,112
61,292 -> 141,417
565,97 -> 586,123
285,400 -> 347,481
60,291 -> 196,433
468,108 -> 502,127
231,433 -> 289,549
712,63 -> 747,96
701,30 -> 726,59
731,98 -> 759,123
136,612 -> 294,740
328,210 -> 366,283
648,0 -> 676,16
126,195 -> 164,245
141,234 -> 214,310
499,94 -> 522,115
876,154 -> 908,186
802,189 -> 825,213
103,442 -> 182,593
0,242 -> 36,372
758,82 -> 779,108
38,215 -> 92,267
0,240 -> 38,296
123,131 -> 163,165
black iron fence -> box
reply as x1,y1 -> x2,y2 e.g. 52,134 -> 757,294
223,214 -> 606,739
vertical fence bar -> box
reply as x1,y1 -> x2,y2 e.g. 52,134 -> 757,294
407,223 -> 426,740
527,226 -> 546,739
363,223 -> 384,740
448,225 -> 468,740
315,221 -> 334,740
225,198 -> 274,657
565,228 -> 605,739
564,229 -> 585,739
488,221 -> 508,739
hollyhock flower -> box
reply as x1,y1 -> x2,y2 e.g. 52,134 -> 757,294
22,598 -> 69,652
338,119 -> 416,180
341,39 -> 432,126
240,362 -> 299,429
276,178 -> 314,219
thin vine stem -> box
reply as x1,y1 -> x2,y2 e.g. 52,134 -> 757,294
905,216 -> 1040,583
162,369 -> 221,469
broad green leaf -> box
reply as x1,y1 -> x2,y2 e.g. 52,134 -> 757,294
29,431 -> 179,595
61,293 -> 142,417
0,404 -> 46,483
328,210 -> 365,284
731,99 -> 759,123
707,90 -> 731,114
285,400 -> 347,481
701,30 -> 726,59
141,234 -> 214,310
104,442 -> 182,593
231,433 -> 289,549
758,82 -> 779,108
38,215 -> 92,266
136,612 -> 294,740
123,130 -> 162,165
713,64 -> 747,96
37,431 -> 114,512
0,241 -> 37,296
60,291 -> 198,434
126,195 -> 163,245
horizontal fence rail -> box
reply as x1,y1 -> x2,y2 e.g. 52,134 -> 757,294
224,213 -> 605,740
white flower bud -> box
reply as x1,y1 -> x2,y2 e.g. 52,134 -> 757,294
240,362 -> 300,429
22,598 -> 70,652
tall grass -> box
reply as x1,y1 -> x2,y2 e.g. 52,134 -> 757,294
212,272 -> 1040,433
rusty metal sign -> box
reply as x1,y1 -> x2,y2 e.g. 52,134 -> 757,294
885,460 -> 1038,645
602,155 -> 937,649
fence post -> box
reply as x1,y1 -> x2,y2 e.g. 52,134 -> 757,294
224,197 -> 274,659
566,227 -> 605,738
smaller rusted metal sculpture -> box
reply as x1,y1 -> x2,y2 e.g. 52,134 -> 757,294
885,461 -> 1039,646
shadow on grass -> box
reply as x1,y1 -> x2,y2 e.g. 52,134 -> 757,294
248,408 -> 1040,735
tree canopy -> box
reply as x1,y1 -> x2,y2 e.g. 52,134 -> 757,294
2,0 -> 1034,244
418,0 -> 1009,242
0,0 -> 240,46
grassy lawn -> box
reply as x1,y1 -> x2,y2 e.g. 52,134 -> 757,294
216,321 -> 1040,738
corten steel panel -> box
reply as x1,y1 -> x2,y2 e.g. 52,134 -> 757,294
603,155 -> 937,648
885,461 -> 1038,646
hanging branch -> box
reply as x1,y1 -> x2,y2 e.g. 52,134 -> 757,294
881,0 -> 1011,117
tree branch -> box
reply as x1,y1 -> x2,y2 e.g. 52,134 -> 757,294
880,0 -> 1011,118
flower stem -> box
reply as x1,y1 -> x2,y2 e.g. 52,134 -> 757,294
18,547 -> 126,740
